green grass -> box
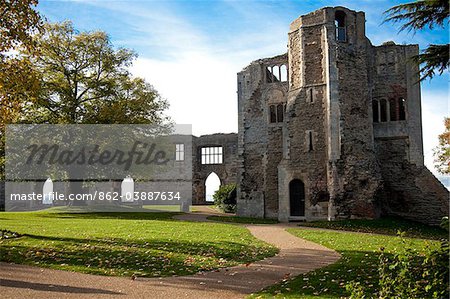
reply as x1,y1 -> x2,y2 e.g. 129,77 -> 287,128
0,211 -> 277,278
297,217 -> 448,240
251,228 -> 441,299
207,216 -> 278,224
35,204 -> 185,213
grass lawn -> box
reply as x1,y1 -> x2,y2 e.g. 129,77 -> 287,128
46,204 -> 186,212
251,228 -> 443,299
207,215 -> 278,224
0,210 -> 277,278
296,217 -> 448,240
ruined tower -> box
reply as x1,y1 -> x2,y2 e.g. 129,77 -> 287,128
237,6 -> 448,225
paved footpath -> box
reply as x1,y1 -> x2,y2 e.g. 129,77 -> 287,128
0,210 -> 340,299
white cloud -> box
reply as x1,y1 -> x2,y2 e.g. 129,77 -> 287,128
421,90 -> 449,175
114,1 -> 289,136
131,53 -> 238,136
76,0 -> 449,168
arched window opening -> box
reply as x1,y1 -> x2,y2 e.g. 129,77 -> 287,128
267,65 -> 288,83
205,172 -> 221,203
269,104 -> 285,123
335,11 -> 346,42
399,98 -> 406,120
272,65 -> 280,81
372,100 -> 379,123
389,98 -> 398,121
380,99 -> 388,122
43,178 -> 54,205
266,67 -> 273,83
121,176 -> 134,202
280,64 -> 288,82
276,104 -> 284,122
269,105 -> 277,123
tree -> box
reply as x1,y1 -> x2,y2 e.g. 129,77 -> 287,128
384,0 -> 449,81
434,117 -> 450,174
0,0 -> 42,53
1,21 -> 170,194
0,0 -> 42,125
20,21 -> 169,125
0,0 -> 42,182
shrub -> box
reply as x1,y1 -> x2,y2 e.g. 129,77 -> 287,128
213,184 -> 236,213
348,217 -> 450,299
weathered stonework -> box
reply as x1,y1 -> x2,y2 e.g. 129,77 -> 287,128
192,133 -> 238,204
236,6 -> 449,225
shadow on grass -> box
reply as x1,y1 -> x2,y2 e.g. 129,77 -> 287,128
0,279 -> 123,295
36,212 -> 179,221
207,215 -> 278,224
256,249 -> 391,299
0,233 -> 278,277
298,217 -> 448,240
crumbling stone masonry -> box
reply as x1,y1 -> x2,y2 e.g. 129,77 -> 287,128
236,6 -> 449,225
192,133 -> 238,204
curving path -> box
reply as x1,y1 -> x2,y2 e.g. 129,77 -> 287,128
0,210 -> 340,298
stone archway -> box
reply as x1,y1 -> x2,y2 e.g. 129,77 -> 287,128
205,172 -> 221,203
289,179 -> 305,216
191,134 -> 238,205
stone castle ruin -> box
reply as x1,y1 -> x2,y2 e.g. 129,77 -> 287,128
234,6 -> 449,225
2,7 -> 447,225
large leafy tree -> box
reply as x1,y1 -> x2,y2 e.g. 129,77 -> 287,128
434,118 -> 450,174
1,21 -> 169,184
0,0 -> 42,181
10,22 -> 171,205
0,0 -> 41,53
384,0 -> 449,80
0,0 -> 42,125
21,21 -> 168,125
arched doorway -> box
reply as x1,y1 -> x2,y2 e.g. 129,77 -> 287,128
289,179 -> 305,216
205,172 -> 221,203
42,178 -> 54,205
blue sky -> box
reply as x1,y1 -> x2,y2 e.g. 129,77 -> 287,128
37,0 -> 448,176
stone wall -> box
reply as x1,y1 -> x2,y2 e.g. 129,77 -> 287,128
371,43 -> 423,165
237,54 -> 288,218
278,13 -> 330,221
375,138 -> 449,225
330,8 -> 383,219
192,133 -> 238,204
237,5 -> 449,225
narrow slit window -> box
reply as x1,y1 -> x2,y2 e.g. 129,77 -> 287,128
389,98 -> 398,121
380,99 -> 388,122
276,104 -> 284,122
280,64 -> 288,82
335,11 -> 346,42
266,67 -> 273,83
399,98 -> 406,120
201,147 -> 206,164
372,100 -> 379,123
272,65 -> 280,81
308,131 -> 314,151
269,105 -> 277,123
